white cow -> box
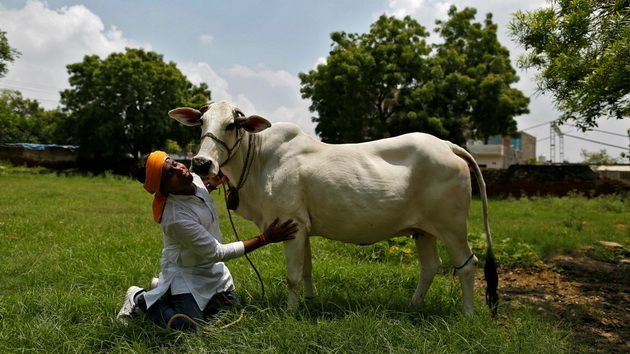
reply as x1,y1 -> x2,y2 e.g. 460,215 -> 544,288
169,101 -> 498,315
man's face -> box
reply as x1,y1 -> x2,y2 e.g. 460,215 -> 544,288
160,157 -> 194,194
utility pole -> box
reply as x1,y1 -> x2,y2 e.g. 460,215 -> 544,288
550,122 -> 564,163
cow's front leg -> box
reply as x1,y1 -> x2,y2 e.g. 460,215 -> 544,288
283,233 -> 307,310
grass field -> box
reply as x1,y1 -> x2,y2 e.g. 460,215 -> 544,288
0,166 -> 628,352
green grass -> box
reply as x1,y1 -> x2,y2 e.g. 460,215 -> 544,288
1,168 -> 628,352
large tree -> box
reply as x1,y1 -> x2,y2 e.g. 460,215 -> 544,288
300,15 -> 432,143
61,48 -> 211,173
427,7 -> 529,143
510,0 -> 630,130
300,8 -> 528,145
0,29 -> 20,79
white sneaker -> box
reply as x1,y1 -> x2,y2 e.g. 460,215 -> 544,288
150,277 -> 159,290
117,286 -> 144,324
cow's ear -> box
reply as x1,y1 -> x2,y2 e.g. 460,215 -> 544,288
168,107 -> 203,126
199,105 -> 210,115
236,115 -> 271,133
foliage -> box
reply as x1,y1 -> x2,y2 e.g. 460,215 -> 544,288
0,29 -> 20,78
580,148 -> 621,165
60,48 -> 211,174
423,7 -> 529,144
300,7 -> 529,145
621,128 -> 630,162
163,138 -> 184,153
299,15 -> 431,143
0,89 -> 70,144
471,233 -> 541,269
585,241 -> 630,263
352,236 -> 417,264
510,0 -> 630,130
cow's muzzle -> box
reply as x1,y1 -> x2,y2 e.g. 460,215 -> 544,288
191,156 -> 214,177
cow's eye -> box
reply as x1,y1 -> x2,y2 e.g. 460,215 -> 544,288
226,123 -> 235,131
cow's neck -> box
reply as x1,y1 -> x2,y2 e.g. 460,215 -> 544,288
222,132 -> 261,209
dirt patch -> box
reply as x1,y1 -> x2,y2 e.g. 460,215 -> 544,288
489,250 -> 630,353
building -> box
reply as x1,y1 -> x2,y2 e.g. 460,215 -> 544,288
591,165 -> 630,185
467,132 -> 536,169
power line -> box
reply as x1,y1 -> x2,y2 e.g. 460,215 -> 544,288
0,79 -> 63,106
563,134 -> 630,151
521,120 -> 554,131
0,87 -> 61,105
0,79 -> 66,91
0,83 -> 60,96
589,128 -> 629,138
523,121 -> 628,139
563,123 -> 629,138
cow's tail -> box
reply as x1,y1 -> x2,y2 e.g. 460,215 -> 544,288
448,142 -> 499,316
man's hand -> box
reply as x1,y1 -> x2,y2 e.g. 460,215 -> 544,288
243,217 -> 299,253
203,171 -> 228,192
263,217 -> 298,243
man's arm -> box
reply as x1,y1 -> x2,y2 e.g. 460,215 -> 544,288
242,217 -> 298,254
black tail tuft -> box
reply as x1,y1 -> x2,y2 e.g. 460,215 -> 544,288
484,246 -> 499,317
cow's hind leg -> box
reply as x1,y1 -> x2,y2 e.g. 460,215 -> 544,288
411,232 -> 442,309
303,236 -> 314,299
441,232 -> 478,315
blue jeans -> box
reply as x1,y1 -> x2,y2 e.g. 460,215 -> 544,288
136,289 -> 241,331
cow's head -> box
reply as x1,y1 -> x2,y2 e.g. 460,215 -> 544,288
168,101 -> 271,176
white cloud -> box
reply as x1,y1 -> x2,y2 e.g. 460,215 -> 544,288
178,61 -> 317,137
199,34 -> 214,45
264,103 -> 316,137
177,61 -> 232,103
0,0 -> 147,108
233,94 -> 256,114
227,64 -> 300,88
222,64 -> 317,137
315,57 -> 327,68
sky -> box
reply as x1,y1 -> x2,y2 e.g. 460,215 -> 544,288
0,0 -> 628,163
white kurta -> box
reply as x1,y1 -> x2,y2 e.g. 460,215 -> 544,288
142,174 -> 245,310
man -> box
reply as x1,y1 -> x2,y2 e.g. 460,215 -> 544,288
117,151 -> 298,331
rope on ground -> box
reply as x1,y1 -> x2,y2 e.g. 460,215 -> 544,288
166,309 -> 245,331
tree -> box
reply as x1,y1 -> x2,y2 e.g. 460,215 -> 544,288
300,15 -> 432,143
622,129 -> 630,163
428,7 -> 529,143
510,0 -> 630,130
163,139 -> 183,153
580,149 -> 620,165
0,89 -> 69,144
0,29 -> 20,79
300,8 -> 529,145
60,48 -> 211,173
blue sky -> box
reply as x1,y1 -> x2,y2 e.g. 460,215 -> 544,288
1,0 -> 628,162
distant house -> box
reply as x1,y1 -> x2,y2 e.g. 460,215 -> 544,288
591,165 -> 630,185
467,132 -> 536,169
